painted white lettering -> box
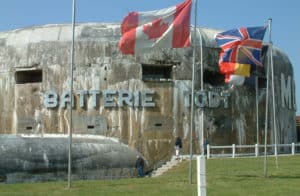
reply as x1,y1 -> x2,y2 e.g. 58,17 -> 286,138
195,91 -> 208,108
208,91 -> 220,108
133,91 -> 140,107
185,91 -> 230,108
221,91 -> 230,109
77,90 -> 88,108
103,90 -> 117,107
43,90 -> 58,108
142,90 -> 155,107
118,90 -> 133,107
89,90 -> 101,108
60,91 -> 74,108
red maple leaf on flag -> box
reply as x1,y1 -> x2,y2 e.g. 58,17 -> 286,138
143,18 -> 169,40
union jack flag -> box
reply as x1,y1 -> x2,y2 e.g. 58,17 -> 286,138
215,26 -> 267,77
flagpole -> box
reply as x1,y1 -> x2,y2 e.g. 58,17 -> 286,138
189,0 -> 198,185
269,18 -> 279,168
255,75 -> 259,146
68,0 -> 76,189
199,31 -> 204,156
264,19 -> 272,178
197,23 -> 207,196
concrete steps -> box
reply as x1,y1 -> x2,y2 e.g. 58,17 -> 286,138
151,157 -> 182,177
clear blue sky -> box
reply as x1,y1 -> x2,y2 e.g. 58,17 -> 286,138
0,0 -> 299,115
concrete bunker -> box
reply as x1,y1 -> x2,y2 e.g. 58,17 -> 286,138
0,23 -> 297,182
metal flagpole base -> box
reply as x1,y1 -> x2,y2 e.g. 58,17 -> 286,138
197,155 -> 207,196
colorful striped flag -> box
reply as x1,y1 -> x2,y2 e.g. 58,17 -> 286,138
215,26 -> 266,84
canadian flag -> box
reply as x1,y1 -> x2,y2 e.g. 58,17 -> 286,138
119,0 -> 192,55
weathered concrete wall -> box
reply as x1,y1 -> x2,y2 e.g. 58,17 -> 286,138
0,23 -> 297,182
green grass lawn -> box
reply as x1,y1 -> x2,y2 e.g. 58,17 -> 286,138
1,155 -> 300,196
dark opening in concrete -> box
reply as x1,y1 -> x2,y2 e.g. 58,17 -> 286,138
15,70 -> 42,84
155,123 -> 162,127
142,64 -> 172,81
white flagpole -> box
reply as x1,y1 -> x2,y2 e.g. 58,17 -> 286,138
264,18 -> 272,178
269,18 -> 279,168
255,75 -> 259,146
68,0 -> 76,189
199,22 -> 204,157
198,20 -> 207,196
189,0 -> 198,185
190,0 -> 206,194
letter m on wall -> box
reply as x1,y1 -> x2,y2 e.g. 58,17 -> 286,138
281,73 -> 292,109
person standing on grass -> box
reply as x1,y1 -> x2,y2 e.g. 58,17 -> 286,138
175,136 -> 182,160
135,155 -> 145,177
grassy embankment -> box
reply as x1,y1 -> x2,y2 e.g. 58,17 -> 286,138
1,155 -> 300,195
